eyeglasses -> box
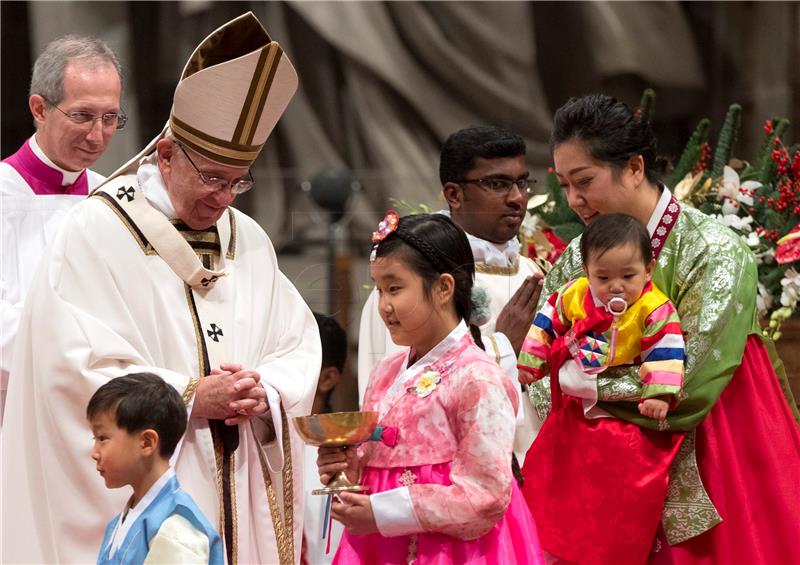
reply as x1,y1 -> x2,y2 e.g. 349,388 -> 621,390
456,177 -> 535,196
176,142 -> 254,195
42,96 -> 127,130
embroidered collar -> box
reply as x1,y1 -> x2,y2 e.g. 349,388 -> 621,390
437,209 -> 520,268
106,468 -> 175,557
378,321 -> 468,417
475,258 -> 520,275
646,187 -> 680,260
400,320 -> 468,372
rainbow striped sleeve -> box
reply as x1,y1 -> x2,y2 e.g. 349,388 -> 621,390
639,300 -> 685,401
517,290 -> 561,381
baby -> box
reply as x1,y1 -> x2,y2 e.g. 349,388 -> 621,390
518,213 -> 685,422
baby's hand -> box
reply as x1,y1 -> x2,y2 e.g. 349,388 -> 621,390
518,368 -> 536,385
639,397 -> 670,421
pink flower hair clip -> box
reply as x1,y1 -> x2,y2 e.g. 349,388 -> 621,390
370,210 -> 400,262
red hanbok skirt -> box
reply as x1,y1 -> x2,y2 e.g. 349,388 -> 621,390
521,396 -> 684,564
651,335 -> 800,564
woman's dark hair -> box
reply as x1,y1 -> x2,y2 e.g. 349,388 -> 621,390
580,213 -> 653,266
374,214 -> 484,349
86,372 -> 187,458
550,94 -> 666,185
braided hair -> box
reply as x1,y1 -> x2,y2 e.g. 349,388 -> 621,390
374,214 -> 485,350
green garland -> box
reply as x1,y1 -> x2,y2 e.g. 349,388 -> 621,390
711,104 -> 741,179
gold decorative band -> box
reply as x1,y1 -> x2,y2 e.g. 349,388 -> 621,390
488,334 -> 501,365
182,376 -> 201,405
170,114 -> 262,167
234,43 -> 282,146
475,258 -> 520,275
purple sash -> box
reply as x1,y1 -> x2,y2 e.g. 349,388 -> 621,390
2,139 -> 89,195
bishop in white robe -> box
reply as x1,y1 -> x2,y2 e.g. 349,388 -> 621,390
2,12 -> 319,565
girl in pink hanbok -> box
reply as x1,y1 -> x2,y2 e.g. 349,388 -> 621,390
318,212 -> 544,564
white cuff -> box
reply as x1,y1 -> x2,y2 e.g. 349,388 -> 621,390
558,360 -> 612,419
371,486 -> 423,537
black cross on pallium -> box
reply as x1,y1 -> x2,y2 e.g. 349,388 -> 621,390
207,323 -> 223,342
116,187 -> 135,202
201,275 -> 219,287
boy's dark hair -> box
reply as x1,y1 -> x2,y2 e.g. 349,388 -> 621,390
313,312 -> 347,372
439,126 -> 526,185
580,213 -> 653,266
375,213 -> 484,349
86,373 -> 187,458
551,94 -> 666,185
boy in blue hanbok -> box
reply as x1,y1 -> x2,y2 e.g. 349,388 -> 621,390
88,373 -> 223,564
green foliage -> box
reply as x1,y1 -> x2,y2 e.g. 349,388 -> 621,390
638,88 -> 656,123
388,198 -> 434,216
665,119 -> 709,188
711,104 -> 741,178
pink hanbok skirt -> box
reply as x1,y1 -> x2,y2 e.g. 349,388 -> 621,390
332,462 -> 545,564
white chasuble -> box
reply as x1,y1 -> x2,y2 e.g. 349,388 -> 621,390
1,174 -> 320,564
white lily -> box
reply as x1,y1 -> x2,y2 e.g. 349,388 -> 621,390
743,231 -> 760,248
716,213 -> 754,233
520,211 -> 541,238
719,166 -> 761,215
779,267 -> 800,309
757,282 -> 773,317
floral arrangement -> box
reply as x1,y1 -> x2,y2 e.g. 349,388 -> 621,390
670,107 -> 800,339
522,90 -> 800,339
521,171 -> 581,264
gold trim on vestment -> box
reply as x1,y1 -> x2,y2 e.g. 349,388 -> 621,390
254,410 -> 295,565
183,231 -> 221,245
214,436 -> 226,558
92,193 -> 156,256
280,409 -> 295,564
229,451 -> 239,565
475,258 -> 520,276
226,211 -> 237,260
487,335 -> 502,365
184,285 -> 208,378
182,377 -> 200,405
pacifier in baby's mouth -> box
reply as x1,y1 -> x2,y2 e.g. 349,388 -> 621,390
606,296 -> 628,316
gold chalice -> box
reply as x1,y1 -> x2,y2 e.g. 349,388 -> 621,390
293,411 -> 379,495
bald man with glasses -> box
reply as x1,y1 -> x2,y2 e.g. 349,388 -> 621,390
0,35 -> 124,428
